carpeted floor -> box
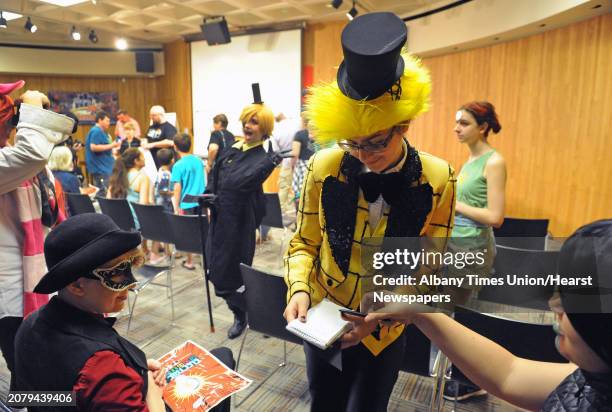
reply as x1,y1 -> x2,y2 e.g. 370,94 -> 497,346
1,226 -> 533,411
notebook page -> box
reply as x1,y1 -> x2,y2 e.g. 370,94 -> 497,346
286,299 -> 352,349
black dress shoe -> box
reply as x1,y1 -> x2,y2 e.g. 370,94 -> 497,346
227,316 -> 247,339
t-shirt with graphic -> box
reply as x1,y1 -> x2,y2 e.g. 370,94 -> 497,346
156,168 -> 172,197
145,122 -> 177,168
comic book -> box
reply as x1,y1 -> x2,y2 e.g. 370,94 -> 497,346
158,340 -> 252,411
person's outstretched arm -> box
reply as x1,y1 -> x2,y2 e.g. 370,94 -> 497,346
367,311 -> 576,411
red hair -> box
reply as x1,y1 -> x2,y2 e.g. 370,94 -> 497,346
460,101 -> 502,138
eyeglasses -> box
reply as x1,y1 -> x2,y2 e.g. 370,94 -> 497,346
338,127 -> 397,153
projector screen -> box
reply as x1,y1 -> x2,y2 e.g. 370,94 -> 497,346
191,29 -> 302,156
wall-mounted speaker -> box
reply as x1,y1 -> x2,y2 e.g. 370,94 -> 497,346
201,16 -> 231,46
135,52 -> 154,73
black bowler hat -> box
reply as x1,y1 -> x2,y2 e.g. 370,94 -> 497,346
558,219 -> 612,367
35,213 -> 141,294
337,12 -> 407,101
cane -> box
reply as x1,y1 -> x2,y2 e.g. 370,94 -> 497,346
184,194 -> 217,332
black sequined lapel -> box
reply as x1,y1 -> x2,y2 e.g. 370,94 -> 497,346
385,146 -> 433,237
321,153 -> 361,276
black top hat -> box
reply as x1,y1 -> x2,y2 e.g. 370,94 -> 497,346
252,83 -> 263,104
337,12 -> 407,101
35,213 -> 141,294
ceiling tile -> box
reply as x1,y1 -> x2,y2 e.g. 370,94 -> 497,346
184,0 -> 238,15
264,5 -> 306,21
225,11 -> 265,27
0,0 -> 432,47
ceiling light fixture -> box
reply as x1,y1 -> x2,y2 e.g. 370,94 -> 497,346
88,29 -> 98,43
71,25 -> 81,40
24,17 -> 37,33
0,11 -> 23,23
0,12 -> 7,29
346,2 -> 358,20
330,0 -> 343,9
38,0 -> 90,6
115,37 -> 128,50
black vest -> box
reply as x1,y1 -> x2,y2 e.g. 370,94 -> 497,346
15,297 -> 149,412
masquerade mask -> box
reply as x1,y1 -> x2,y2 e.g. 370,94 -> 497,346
84,257 -> 140,291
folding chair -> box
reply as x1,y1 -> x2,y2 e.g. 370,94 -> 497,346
65,192 -> 95,215
400,324 -> 446,411
259,193 -> 290,262
127,204 -> 176,341
236,264 -> 302,406
494,217 -> 549,250
445,306 -> 568,410
96,197 -> 136,231
165,212 -> 212,290
478,245 -> 559,311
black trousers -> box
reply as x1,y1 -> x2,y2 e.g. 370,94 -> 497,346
304,332 -> 405,412
217,289 -> 246,316
209,347 -> 234,412
0,316 -> 23,392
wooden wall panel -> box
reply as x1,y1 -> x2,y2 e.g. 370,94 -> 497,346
304,15 -> 611,236
409,13 -> 612,237
4,14 -> 607,237
0,73 -> 160,169
303,21 -> 347,85
157,40 -> 193,136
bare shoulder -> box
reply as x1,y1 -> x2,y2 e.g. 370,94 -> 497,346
486,151 -> 506,169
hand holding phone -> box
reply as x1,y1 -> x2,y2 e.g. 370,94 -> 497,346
339,308 -> 367,318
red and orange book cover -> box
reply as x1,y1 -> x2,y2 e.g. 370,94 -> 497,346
158,340 -> 252,411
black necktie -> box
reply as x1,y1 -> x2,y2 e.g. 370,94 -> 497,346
356,172 -> 407,204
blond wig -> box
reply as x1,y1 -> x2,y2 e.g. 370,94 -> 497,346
305,53 -> 431,143
239,104 -> 275,137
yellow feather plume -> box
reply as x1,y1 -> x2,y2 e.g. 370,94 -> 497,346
305,54 -> 431,143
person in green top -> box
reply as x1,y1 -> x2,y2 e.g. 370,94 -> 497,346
446,101 -> 507,401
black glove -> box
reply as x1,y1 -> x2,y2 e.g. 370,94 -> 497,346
268,149 -> 293,166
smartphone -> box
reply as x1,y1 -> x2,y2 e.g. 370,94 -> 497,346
339,308 -> 367,318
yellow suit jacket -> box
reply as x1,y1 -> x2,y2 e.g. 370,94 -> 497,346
285,145 -> 456,355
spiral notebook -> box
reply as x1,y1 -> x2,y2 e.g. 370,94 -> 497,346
286,299 -> 353,350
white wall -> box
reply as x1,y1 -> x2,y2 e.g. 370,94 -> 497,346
0,46 -> 165,76
406,0 -> 605,56
191,29 -> 302,155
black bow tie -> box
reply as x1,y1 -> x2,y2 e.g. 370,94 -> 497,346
356,172 -> 408,204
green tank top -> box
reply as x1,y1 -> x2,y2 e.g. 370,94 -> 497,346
452,150 -> 495,238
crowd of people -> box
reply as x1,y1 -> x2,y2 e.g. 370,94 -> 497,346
0,10 -> 610,412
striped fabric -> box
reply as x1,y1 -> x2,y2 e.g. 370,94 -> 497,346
16,177 -> 50,317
